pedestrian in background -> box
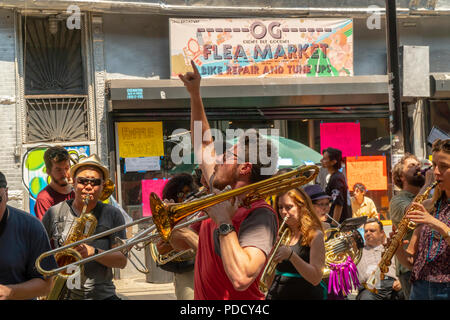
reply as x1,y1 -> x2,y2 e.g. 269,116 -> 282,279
351,183 -> 378,219
320,147 -> 352,226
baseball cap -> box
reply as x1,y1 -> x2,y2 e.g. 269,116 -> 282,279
304,184 -> 330,201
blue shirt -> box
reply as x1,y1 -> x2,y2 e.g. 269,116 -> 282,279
0,205 -> 57,285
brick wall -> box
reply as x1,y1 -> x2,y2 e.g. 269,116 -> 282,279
0,9 -> 24,209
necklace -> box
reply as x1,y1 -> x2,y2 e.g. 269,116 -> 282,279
426,199 -> 443,262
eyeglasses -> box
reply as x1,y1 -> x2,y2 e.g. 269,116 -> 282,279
77,177 -> 102,186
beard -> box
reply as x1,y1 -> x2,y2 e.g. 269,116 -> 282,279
53,177 -> 69,187
406,173 -> 425,188
212,167 -> 237,191
212,175 -> 231,191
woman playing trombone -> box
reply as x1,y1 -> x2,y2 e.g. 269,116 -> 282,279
265,187 -> 326,300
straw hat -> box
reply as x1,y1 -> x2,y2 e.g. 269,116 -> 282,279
70,154 -> 110,180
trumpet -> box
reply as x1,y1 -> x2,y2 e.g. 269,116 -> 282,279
35,165 -> 319,277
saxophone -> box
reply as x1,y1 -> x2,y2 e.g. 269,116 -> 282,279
259,216 -> 292,293
365,181 -> 438,292
45,196 -> 98,300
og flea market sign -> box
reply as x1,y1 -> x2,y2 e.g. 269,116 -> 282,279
170,18 -> 353,79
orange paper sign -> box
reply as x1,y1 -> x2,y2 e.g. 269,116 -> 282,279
346,155 -> 387,191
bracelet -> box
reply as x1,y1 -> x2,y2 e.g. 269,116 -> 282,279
287,248 -> 294,261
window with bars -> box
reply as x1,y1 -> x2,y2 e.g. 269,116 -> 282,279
26,97 -> 89,143
23,16 -> 90,143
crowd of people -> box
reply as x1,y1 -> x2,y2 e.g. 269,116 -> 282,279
0,60 -> 448,301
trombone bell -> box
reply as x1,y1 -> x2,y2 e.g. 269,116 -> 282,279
150,192 -> 173,241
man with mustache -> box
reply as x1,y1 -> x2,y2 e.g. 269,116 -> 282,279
389,153 -> 433,299
35,146 -> 75,221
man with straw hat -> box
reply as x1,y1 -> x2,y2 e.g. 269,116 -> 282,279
42,154 -> 127,300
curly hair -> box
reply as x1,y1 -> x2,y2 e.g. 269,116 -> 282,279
273,187 -> 323,246
162,173 -> 197,202
392,153 -> 419,189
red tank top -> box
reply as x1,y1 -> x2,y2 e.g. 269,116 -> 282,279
194,199 -> 277,300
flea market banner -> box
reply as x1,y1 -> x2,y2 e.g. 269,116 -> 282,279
170,18 -> 353,78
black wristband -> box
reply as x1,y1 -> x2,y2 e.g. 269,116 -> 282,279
287,248 -> 293,261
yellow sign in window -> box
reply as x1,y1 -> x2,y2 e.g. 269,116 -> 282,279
118,122 -> 164,158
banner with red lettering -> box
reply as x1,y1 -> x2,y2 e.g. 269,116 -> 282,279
170,18 -> 353,78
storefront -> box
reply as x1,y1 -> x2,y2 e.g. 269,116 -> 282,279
101,16 -> 449,223
107,73 -> 395,219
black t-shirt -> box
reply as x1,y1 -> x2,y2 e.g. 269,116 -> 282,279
325,171 -> 352,224
266,241 -> 325,300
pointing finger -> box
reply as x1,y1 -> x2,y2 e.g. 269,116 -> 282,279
191,60 -> 199,75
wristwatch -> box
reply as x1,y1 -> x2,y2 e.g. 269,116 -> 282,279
218,223 -> 235,236
94,247 -> 99,255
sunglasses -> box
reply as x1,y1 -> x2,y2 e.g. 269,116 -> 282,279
77,177 -> 102,186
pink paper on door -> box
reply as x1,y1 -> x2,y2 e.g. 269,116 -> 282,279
320,122 -> 361,158
142,178 -> 170,216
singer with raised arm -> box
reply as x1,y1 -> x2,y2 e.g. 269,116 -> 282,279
170,61 -> 279,300
393,139 -> 450,300
41,154 -> 127,300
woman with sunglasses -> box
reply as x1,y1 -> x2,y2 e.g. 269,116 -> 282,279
265,188 -> 326,300
42,154 -> 127,300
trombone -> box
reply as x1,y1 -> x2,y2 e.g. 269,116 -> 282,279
35,214 -> 209,278
36,165 -> 319,277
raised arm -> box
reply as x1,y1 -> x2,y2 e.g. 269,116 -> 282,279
179,61 -> 216,187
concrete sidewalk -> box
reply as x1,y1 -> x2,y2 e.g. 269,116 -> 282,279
114,277 -> 176,300
113,241 -> 177,300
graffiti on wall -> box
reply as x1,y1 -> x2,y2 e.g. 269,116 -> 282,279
22,145 -> 90,216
